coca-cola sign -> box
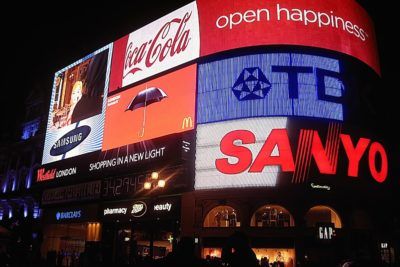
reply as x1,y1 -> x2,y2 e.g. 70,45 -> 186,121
108,2 -> 199,92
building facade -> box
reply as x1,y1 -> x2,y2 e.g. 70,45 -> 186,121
2,1 -> 398,267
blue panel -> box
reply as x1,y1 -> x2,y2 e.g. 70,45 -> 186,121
197,53 -> 344,124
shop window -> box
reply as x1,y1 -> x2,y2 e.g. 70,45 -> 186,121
305,205 -> 342,228
87,222 -> 101,241
253,248 -> 295,267
203,205 -> 239,227
251,205 -> 294,227
203,248 -> 222,259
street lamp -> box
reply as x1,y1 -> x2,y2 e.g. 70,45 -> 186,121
143,171 -> 165,190
143,171 -> 166,259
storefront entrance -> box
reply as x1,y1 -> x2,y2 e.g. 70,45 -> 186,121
101,196 -> 181,265
102,219 -> 179,265
40,204 -> 100,266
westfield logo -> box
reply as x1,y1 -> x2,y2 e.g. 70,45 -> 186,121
124,12 -> 192,78
37,168 -> 56,181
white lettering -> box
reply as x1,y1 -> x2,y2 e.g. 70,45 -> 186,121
56,167 -> 77,178
216,8 -> 270,30
153,202 -> 172,212
103,208 -> 127,216
53,133 -> 83,150
215,5 -> 368,41
89,147 -> 165,171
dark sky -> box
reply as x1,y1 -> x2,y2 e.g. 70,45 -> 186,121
1,0 -> 395,142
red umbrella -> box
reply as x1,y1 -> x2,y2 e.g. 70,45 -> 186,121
125,86 -> 168,137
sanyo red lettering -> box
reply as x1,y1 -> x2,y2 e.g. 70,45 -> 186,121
216,129 -> 388,183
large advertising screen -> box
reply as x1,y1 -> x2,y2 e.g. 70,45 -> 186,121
195,118 -> 389,190
38,64 -> 196,182
197,0 -> 380,74
103,64 -> 196,150
197,52 -> 345,123
42,45 -> 112,165
108,1 -> 200,92
195,118 -> 288,189
38,0 -> 383,188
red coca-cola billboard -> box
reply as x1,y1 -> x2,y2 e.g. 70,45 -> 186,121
108,2 -> 200,92
197,0 -> 380,74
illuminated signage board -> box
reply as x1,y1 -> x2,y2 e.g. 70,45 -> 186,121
42,45 -> 112,165
103,64 -> 196,150
37,131 -> 194,183
108,2 -> 200,92
131,201 -> 147,217
43,205 -> 98,223
56,210 -> 81,221
195,118 -> 388,190
197,0 -> 380,74
196,118 -> 287,189
317,223 -> 335,240
102,197 -> 180,222
197,53 -> 345,123
103,201 -> 147,217
42,180 -> 101,205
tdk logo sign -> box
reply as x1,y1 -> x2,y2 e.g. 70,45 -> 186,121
232,67 -> 271,100
197,53 -> 345,123
55,210 -> 82,221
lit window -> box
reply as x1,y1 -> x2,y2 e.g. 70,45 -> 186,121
203,205 -> 240,227
251,205 -> 294,227
305,205 -> 342,228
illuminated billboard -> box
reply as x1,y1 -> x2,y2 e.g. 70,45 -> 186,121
195,118 -> 288,189
38,0 -> 383,187
103,64 -> 196,150
197,0 -> 380,74
42,45 -> 112,165
37,131 -> 194,182
197,52 -> 345,124
195,118 -> 388,190
108,1 -> 200,92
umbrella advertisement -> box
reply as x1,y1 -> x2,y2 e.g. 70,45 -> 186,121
126,86 -> 168,137
102,64 -> 196,151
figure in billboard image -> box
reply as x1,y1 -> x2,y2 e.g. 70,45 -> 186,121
66,81 -> 83,125
70,50 -> 108,124
50,49 -> 109,128
125,86 -> 167,137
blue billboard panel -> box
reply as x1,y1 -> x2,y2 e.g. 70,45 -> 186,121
197,53 -> 345,124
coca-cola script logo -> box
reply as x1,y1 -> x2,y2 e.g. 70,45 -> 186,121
123,12 -> 192,78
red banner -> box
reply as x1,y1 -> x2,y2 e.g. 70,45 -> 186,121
197,0 -> 380,74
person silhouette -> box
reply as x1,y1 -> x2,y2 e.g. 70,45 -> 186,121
70,50 -> 108,124
66,81 -> 83,125
162,237 -> 203,267
222,231 -> 259,267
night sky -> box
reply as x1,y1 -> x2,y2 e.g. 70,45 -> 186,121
1,0 -> 395,144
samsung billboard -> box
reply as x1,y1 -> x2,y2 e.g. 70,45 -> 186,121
42,46 -> 112,165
